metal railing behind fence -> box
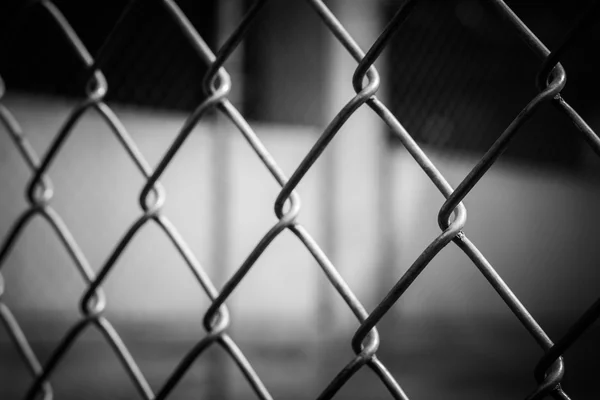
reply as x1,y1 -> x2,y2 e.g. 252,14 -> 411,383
1,0 -> 600,399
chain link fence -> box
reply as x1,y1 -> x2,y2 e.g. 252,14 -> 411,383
1,0 -> 600,399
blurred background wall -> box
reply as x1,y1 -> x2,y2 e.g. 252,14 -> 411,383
1,0 -> 600,399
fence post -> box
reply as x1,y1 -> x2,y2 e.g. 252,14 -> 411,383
319,0 -> 388,347
207,1 -> 244,398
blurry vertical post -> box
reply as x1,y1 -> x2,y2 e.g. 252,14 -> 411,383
208,1 -> 244,398
320,0 -> 389,335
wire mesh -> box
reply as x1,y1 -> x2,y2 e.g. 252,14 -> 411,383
1,0 -> 600,399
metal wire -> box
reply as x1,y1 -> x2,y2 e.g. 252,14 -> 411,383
1,0 -> 599,399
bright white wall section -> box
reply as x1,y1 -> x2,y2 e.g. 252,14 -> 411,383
2,93 -> 600,339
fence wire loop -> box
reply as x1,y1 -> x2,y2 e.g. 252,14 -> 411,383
1,0 -> 600,399
526,357 -> 566,400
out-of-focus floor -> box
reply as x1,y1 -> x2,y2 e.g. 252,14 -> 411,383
1,318 -> 597,399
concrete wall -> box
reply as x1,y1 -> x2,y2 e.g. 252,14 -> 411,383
1,94 -> 600,336
3,90 -> 600,400
389,148 -> 600,322
0,94 -> 325,340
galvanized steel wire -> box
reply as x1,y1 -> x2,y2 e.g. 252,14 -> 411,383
1,0 -> 600,399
